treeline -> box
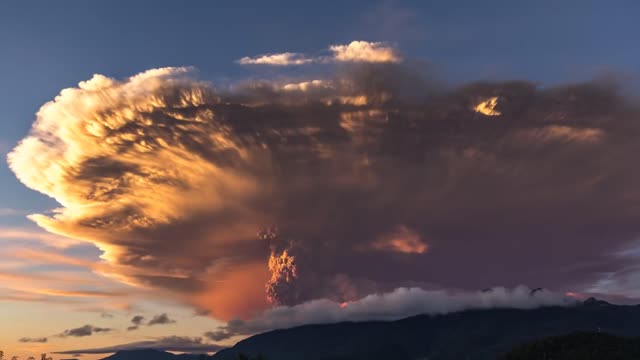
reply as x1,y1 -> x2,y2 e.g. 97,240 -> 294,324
233,355 -> 266,360
0,352 -> 53,360
500,332 -> 640,360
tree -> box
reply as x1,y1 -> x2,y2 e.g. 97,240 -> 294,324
11,356 -> 19,360
0,350 -> 4,360
234,354 -> 267,360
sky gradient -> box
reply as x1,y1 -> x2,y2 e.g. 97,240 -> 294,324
2,1 -> 640,358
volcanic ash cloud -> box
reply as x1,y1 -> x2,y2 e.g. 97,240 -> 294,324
9,64 -> 640,318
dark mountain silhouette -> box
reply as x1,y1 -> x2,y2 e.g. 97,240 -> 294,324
98,298 -> 640,360
500,332 -> 640,359
211,299 -> 640,360
582,296 -> 612,306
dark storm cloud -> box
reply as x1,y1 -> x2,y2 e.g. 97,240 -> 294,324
131,315 -> 145,325
59,325 -> 112,337
204,330 -> 234,342
148,313 -> 175,326
127,314 -> 145,331
19,337 -> 48,343
55,336 -> 223,354
9,58 -> 640,320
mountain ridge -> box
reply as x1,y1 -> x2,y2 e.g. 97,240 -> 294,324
99,298 -> 640,360
212,299 -> 640,360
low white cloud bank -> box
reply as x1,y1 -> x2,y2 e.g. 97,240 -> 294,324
215,286 -> 576,337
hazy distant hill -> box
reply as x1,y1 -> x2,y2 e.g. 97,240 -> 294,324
101,349 -> 205,360
211,298 -> 640,360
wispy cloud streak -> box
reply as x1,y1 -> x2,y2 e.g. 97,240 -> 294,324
238,41 -> 401,66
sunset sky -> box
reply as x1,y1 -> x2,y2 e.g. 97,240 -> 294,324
2,1 -> 640,359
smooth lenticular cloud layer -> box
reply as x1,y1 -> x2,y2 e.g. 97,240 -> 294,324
55,336 -> 224,354
8,61 -> 640,321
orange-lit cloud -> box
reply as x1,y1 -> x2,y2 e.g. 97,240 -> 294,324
329,41 -> 401,63
266,249 -> 297,305
515,125 -> 605,144
8,67 -> 269,317
6,248 -> 94,268
0,242 -> 135,313
32,289 -> 125,298
194,261 -> 270,320
369,226 -> 428,254
473,96 -> 501,116
0,227 -> 83,248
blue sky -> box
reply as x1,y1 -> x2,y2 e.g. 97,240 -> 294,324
2,1 -> 638,129
1,2 -> 639,208
1,0 -> 640,356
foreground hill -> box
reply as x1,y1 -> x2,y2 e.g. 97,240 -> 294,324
211,298 -> 640,360
500,332 -> 640,360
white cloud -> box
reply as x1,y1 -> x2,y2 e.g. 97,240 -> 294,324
281,79 -> 330,92
330,41 -> 401,63
237,41 -> 401,66
217,286 -> 575,336
238,52 -> 313,66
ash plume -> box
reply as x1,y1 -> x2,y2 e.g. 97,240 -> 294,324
8,47 -> 640,320
260,226 -> 306,306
